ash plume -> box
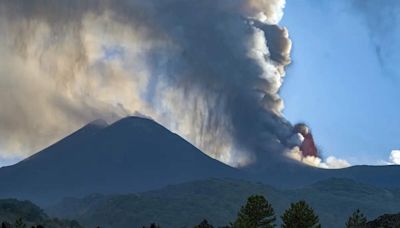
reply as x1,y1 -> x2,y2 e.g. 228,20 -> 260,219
0,0 -> 298,166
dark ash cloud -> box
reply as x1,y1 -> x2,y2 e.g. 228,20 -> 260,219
0,0 -> 297,167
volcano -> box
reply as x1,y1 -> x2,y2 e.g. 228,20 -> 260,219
0,117 -> 241,205
0,117 -> 399,206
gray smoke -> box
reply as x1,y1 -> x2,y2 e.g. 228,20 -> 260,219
0,0 -> 295,166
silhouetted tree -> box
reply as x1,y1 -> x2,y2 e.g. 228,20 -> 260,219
233,195 -> 276,228
194,219 -> 214,228
14,218 -> 26,228
143,223 -> 161,228
346,209 -> 367,228
281,201 -> 320,228
1,222 -> 12,228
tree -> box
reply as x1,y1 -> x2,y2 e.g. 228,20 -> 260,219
143,223 -> 161,228
281,201 -> 320,228
194,219 -> 214,228
345,209 -> 367,228
14,218 -> 26,228
1,222 -> 12,228
233,195 -> 276,228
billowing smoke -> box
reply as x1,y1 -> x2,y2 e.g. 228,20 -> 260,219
0,0 -> 304,167
386,150 -> 400,165
286,124 -> 350,169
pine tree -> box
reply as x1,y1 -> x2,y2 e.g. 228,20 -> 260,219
233,195 -> 276,228
345,209 -> 367,228
1,221 -> 12,228
281,201 -> 320,228
14,218 -> 26,228
194,219 -> 214,228
143,223 -> 160,228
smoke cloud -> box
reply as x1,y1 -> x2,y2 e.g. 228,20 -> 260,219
389,150 -> 400,165
0,0 -> 301,167
285,124 -> 351,169
287,148 -> 351,169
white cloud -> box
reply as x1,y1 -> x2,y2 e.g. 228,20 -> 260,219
389,150 -> 400,165
286,147 -> 351,169
319,156 -> 351,169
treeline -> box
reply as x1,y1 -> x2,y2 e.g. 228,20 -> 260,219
0,199 -> 82,228
1,218 -> 83,228
1,218 -> 81,228
144,195 -> 396,228
2,196 -> 399,227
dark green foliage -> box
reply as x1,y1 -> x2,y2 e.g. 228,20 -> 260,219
48,178 -> 400,228
233,195 -> 275,228
346,209 -> 367,228
0,199 -> 47,223
0,217 -> 82,228
42,218 -> 82,228
365,213 -> 400,228
194,219 -> 214,228
281,201 -> 320,228
0,199 -> 82,228
14,218 -> 26,228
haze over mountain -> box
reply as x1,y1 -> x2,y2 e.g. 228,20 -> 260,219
0,116 -> 399,206
0,117 -> 241,205
2,178 -> 399,228
47,178 -> 400,228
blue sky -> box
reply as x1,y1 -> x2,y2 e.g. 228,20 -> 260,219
280,0 -> 400,165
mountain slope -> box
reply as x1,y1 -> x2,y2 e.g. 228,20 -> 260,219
0,117 -> 241,205
246,163 -> 400,190
47,178 -> 400,228
366,213 -> 400,228
1,116 -> 399,205
0,199 -> 82,227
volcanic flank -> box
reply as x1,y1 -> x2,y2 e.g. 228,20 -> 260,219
0,117 -> 241,205
1,116 -> 400,206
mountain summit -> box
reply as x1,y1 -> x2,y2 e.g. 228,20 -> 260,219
0,117 -> 240,205
0,116 -> 399,205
